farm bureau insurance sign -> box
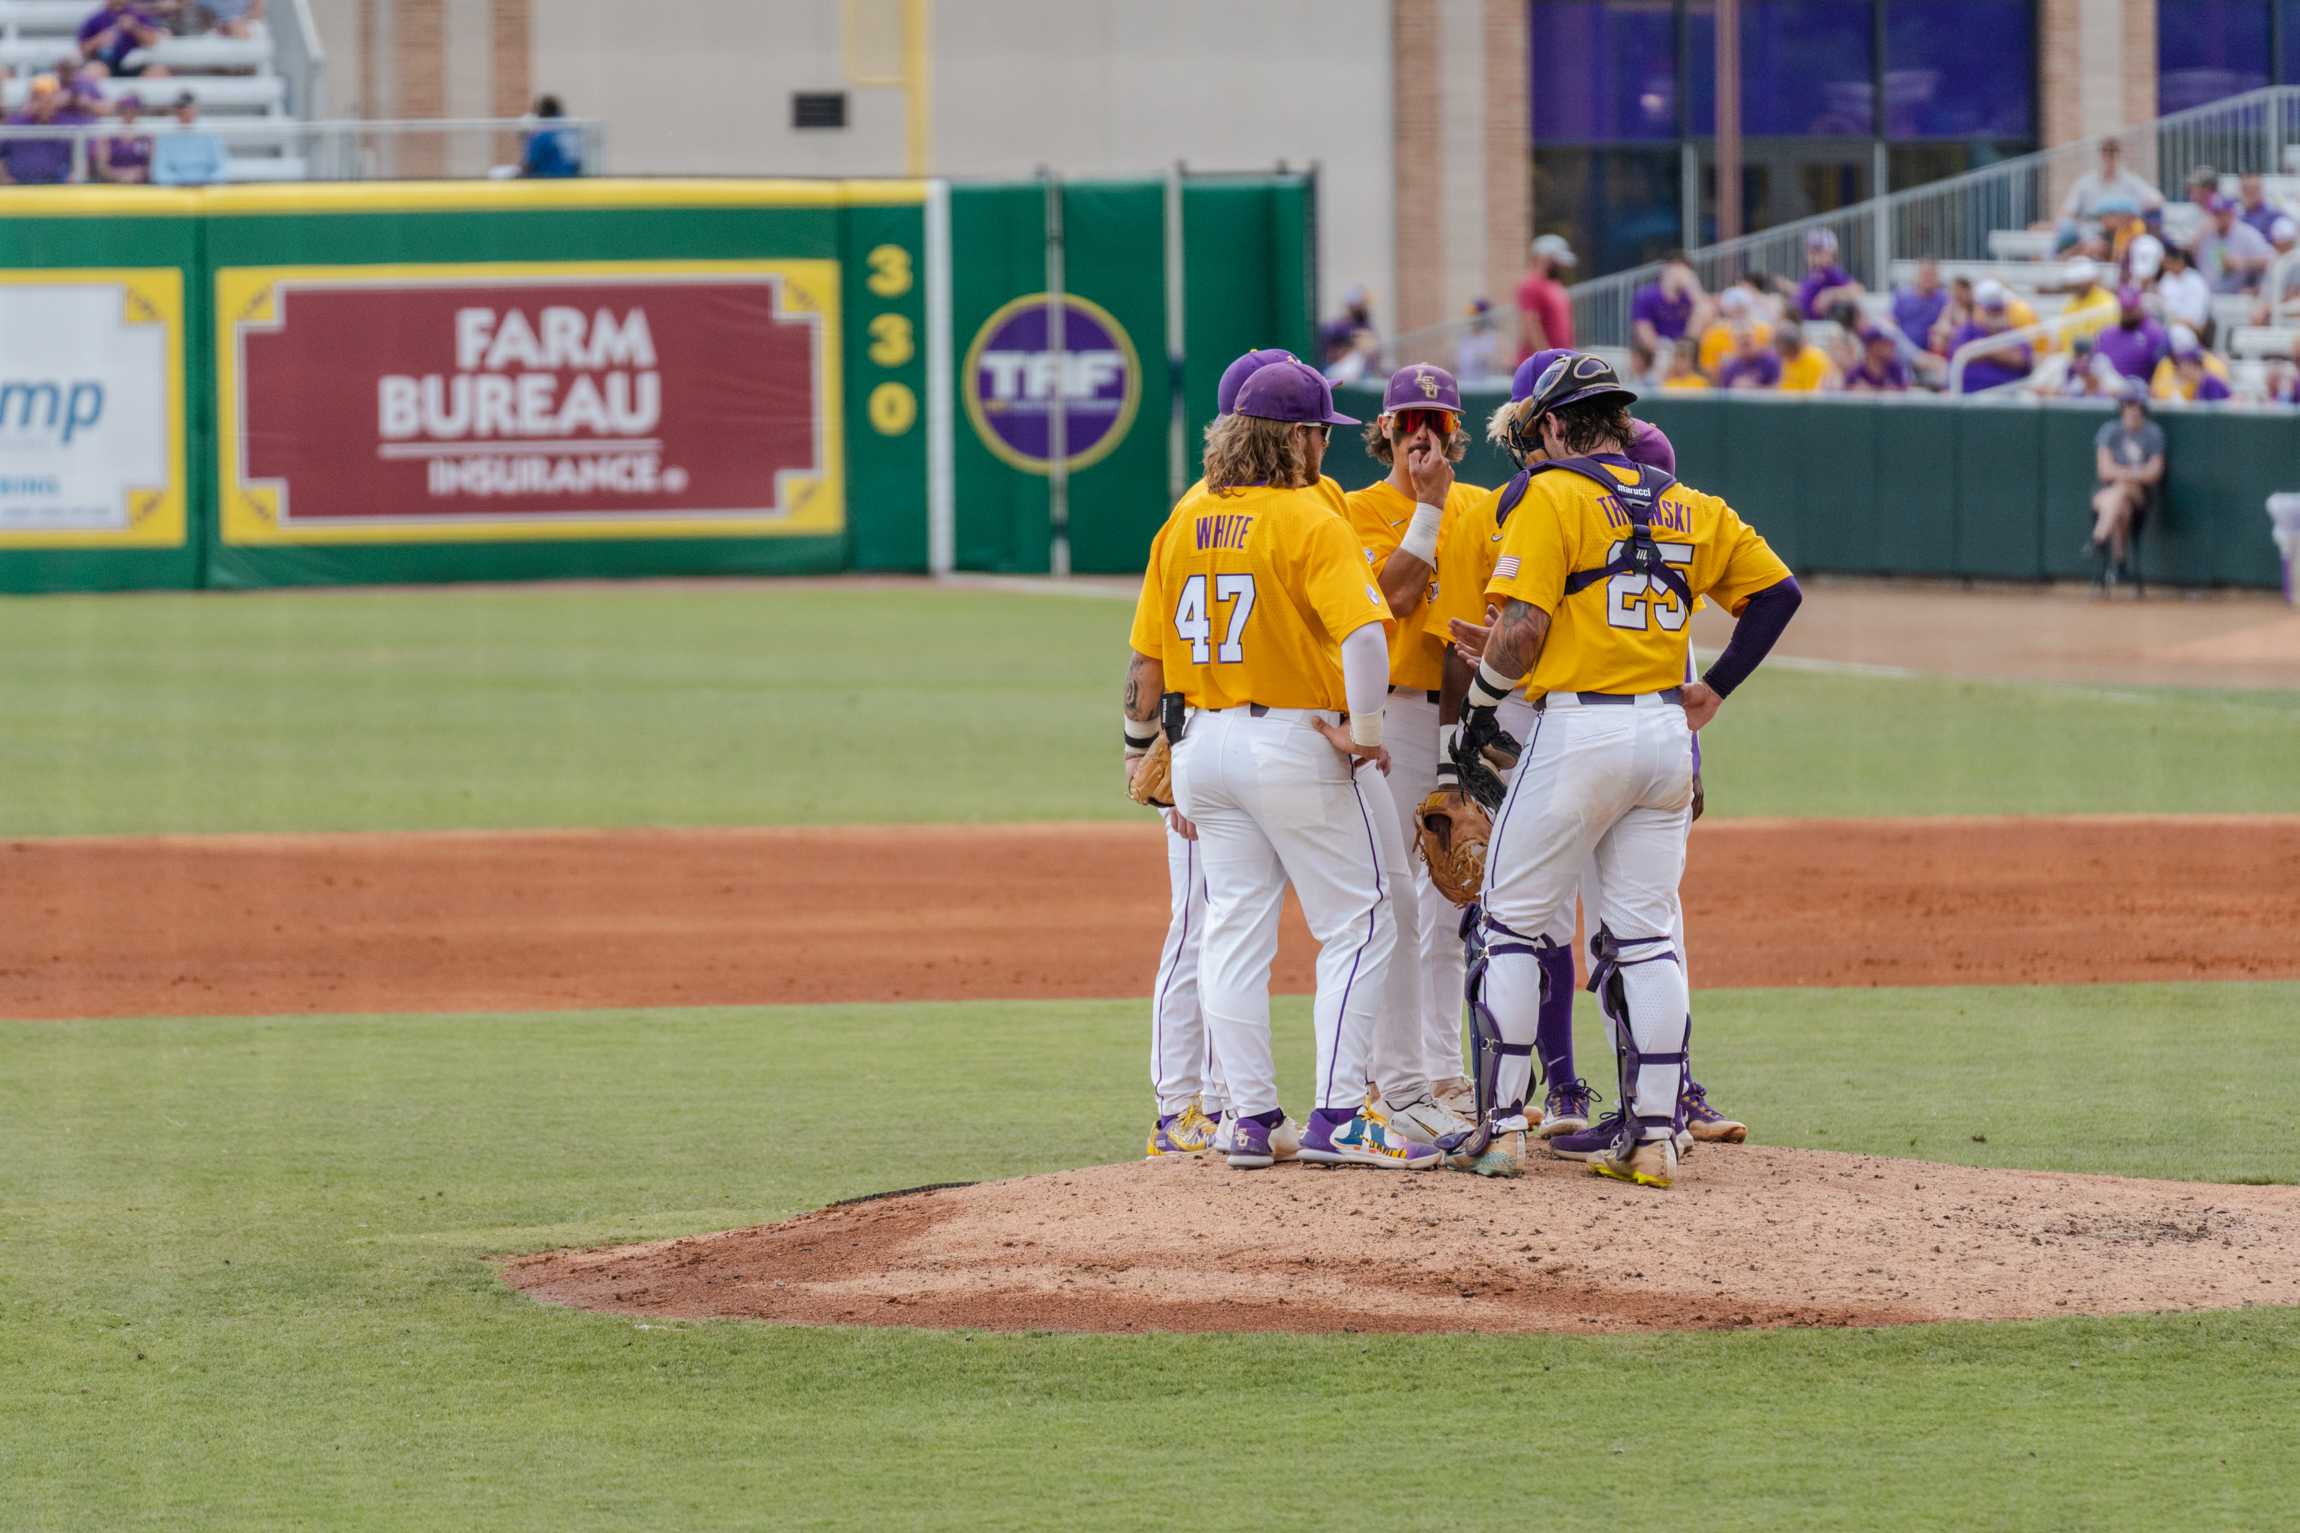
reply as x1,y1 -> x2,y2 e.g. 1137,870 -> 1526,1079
962,292 -> 1140,474
216,263 -> 843,544
0,270 -> 185,548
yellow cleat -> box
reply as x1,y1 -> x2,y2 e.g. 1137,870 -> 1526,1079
1589,1137 -> 1677,1189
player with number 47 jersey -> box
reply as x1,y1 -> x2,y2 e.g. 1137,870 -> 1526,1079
1124,358 -> 1443,1176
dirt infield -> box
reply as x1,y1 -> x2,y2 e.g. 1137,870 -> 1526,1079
4,815 -> 2298,1020
503,1148 -> 2300,1335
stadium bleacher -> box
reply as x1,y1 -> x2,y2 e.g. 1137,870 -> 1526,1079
0,0 -> 303,181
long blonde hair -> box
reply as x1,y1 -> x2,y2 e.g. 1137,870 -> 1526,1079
1203,415 -> 1312,495
1485,397 -> 1536,455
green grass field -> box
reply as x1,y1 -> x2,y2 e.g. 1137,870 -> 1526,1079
6,581 -> 2298,1530
0,584 -> 2291,835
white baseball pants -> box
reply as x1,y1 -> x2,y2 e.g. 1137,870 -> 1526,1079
1149,814 -> 1229,1116
1173,705 -> 1396,1118
1378,689 -> 1470,1088
1480,693 -> 1694,1137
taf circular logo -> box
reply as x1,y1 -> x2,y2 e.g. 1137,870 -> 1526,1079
962,292 -> 1140,475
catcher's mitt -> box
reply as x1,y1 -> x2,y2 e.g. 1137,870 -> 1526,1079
1415,788 -> 1491,907
1448,709 -> 1518,812
1127,734 -> 1174,808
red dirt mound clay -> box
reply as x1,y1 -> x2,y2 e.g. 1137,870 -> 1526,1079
503,1150 -> 2300,1335
4,816 -> 2297,1020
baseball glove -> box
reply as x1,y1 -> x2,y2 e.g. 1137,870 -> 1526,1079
1449,709 -> 1518,813
1127,735 -> 1174,808
1415,788 -> 1491,907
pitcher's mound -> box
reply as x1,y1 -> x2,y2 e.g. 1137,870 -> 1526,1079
503,1148 -> 2300,1334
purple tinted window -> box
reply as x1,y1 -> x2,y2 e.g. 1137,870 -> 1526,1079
2158,0 -> 2271,115
2284,1 -> 2300,84
1687,0 -> 1876,137
1884,0 -> 2036,138
1531,0 -> 1681,143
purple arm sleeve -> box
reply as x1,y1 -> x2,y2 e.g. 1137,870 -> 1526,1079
1701,576 -> 1802,700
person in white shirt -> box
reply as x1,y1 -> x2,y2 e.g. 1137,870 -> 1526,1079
2059,139 -> 2163,225
2155,244 -> 2215,343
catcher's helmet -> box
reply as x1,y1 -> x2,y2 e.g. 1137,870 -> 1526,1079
1524,352 -> 1640,425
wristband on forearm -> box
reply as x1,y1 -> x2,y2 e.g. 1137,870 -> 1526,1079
1348,708 -> 1384,749
1435,724 -> 1462,785
1466,657 -> 1518,710
1396,502 -> 1442,566
1123,714 -> 1159,750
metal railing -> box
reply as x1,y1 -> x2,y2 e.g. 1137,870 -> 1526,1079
274,0 -> 328,121
1571,86 -> 2300,348
0,117 -> 607,184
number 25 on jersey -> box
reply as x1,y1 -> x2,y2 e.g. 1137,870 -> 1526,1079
1605,540 -> 1693,632
1173,573 -> 1257,663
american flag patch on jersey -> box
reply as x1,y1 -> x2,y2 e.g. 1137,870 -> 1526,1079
1494,555 -> 1521,580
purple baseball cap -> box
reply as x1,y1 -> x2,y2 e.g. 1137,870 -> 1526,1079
1625,419 -> 1675,476
1216,347 -> 1298,417
1234,360 -> 1360,426
1511,348 -> 1572,402
2208,193 -> 2238,215
1381,364 -> 1463,414
2116,283 -> 2143,311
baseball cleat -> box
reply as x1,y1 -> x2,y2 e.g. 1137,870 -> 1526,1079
1297,1105 -> 1442,1170
1431,1075 -> 1478,1118
1144,1103 -> 1219,1159
1680,1081 -> 1747,1143
1534,1078 -> 1596,1139
1544,1110 -> 1624,1162
1590,1135 -> 1678,1190
1215,1110 -> 1298,1163
1461,1118 -> 1531,1178
1382,1092 -> 1478,1150
1226,1116 -> 1276,1170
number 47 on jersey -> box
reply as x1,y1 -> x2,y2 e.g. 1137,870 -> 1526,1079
1173,573 -> 1257,663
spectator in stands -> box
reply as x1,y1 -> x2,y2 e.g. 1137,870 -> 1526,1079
1947,284 -> 2033,393
2195,194 -> 2273,293
2123,228 -> 2166,286
1631,251 -> 1708,357
2184,164 -> 2221,209
520,94 -> 583,179
2150,324 -> 2233,403
2252,217 -> 2300,322
78,1 -> 169,80
2058,259 -> 2117,345
1718,318 -> 1783,390
2236,174 -> 2289,241
2096,196 -> 2151,268
151,91 -> 222,184
59,59 -> 114,116
1698,284 -> 1769,377
2056,334 -> 2115,397
1515,233 -> 1576,359
2094,285 -> 2170,381
95,90 -> 152,181
1844,326 -> 1911,392
1455,297 -> 1506,384
1891,259 -> 1949,351
1773,321 -> 1838,391
2155,243 -> 2215,343
2088,387 -> 2163,590
1659,337 -> 1709,391
2267,336 -> 2300,405
1795,228 -> 1862,321
1318,284 -> 1377,372
1929,274 -> 1975,354
0,76 -> 82,185
195,0 -> 262,39
2060,138 -> 2162,226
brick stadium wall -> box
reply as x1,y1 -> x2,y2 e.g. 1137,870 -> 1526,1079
2042,0 -> 2160,198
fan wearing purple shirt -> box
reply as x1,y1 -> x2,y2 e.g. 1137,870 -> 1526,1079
1844,328 -> 1911,392
97,92 -> 152,182
1717,324 -> 1783,389
1947,282 -> 2032,393
1891,259 -> 1949,353
1631,252 -> 1706,355
78,0 -> 167,78
0,77 -> 80,185
1795,227 -> 1863,321
2093,286 -> 2170,380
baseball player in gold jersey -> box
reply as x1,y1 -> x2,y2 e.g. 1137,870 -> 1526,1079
1127,358 -> 1442,1172
1343,365 -> 1489,1143
1458,355 -> 1801,1187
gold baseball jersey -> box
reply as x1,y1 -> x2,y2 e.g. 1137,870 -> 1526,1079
1344,478 -> 1490,691
1485,458 -> 1789,698
1132,483 -> 1393,711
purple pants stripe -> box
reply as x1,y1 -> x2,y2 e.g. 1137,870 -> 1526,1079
1324,777 -> 1386,1108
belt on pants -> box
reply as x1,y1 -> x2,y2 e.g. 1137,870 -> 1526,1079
1535,686 -> 1684,711
1196,703 -> 1346,720
1387,686 -> 1443,704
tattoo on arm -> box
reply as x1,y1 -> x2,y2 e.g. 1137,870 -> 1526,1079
1483,599 -> 1551,680
1124,652 -> 1162,721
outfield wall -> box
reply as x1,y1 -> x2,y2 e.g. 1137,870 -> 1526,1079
1327,386 -> 2298,592
0,175 -> 1313,593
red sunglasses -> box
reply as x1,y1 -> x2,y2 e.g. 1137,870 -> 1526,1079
1391,408 -> 1459,438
